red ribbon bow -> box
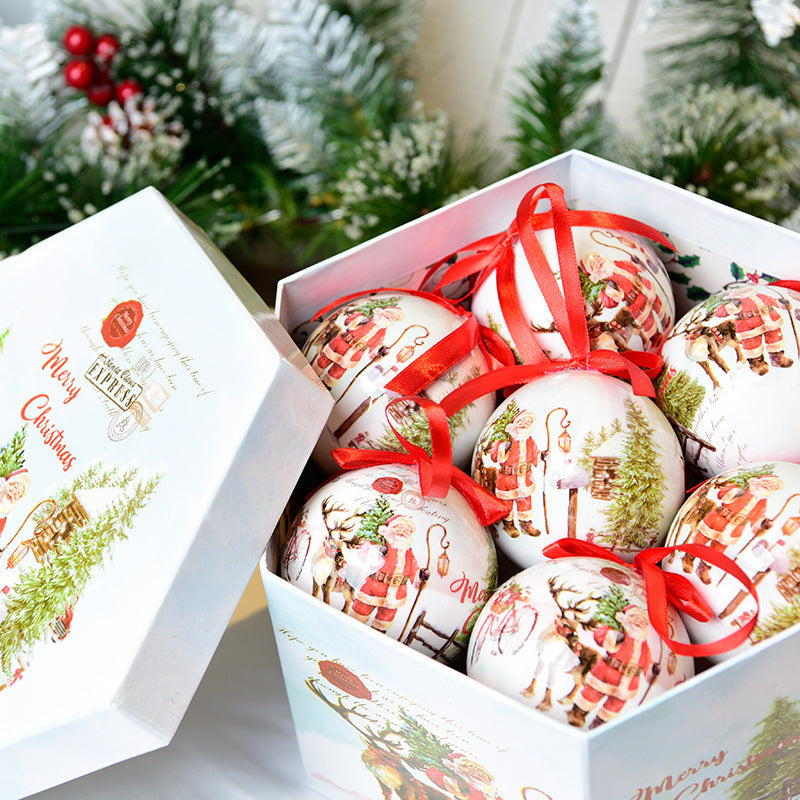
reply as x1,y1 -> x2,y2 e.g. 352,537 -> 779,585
543,538 -> 760,658
433,182 -> 671,389
311,287 -> 514,398
331,396 -> 511,526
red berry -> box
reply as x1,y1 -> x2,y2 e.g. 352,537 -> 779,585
87,82 -> 115,106
94,33 -> 120,62
63,58 -> 95,90
115,78 -> 143,105
62,25 -> 93,56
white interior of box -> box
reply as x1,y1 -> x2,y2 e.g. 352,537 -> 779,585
277,150 -> 800,335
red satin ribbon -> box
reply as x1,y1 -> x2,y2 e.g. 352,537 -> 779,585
309,287 -> 513,397
543,538 -> 760,659
437,349 -> 661,421
331,396 -> 511,526
770,280 -> 800,293
432,182 -> 671,389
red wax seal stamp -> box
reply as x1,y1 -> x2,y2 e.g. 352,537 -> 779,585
102,300 -> 143,348
371,477 -> 403,495
319,660 -> 372,700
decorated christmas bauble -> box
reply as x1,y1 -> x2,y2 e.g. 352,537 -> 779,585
302,290 -> 496,474
466,557 -> 694,728
662,460 -> 800,661
470,226 -> 675,360
471,370 -> 685,567
657,282 -> 800,478
280,463 -> 498,662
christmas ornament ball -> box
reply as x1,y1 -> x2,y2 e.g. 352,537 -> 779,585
466,557 -> 694,728
280,464 -> 498,662
662,460 -> 800,661
470,226 -> 675,360
657,282 -> 800,478
472,370 -> 685,568
301,290 -> 495,474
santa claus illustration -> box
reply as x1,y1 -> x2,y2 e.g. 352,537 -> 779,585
567,603 -> 655,729
426,752 -> 504,800
0,470 -> 31,548
712,286 -> 793,375
349,514 -> 428,633
312,303 -> 405,390
680,472 -> 783,585
490,410 -> 541,538
580,251 -> 667,352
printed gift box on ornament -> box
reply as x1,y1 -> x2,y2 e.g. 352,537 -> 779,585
262,151 -> 800,800
0,187 -> 332,800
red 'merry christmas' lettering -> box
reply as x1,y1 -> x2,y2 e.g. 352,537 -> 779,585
41,340 -> 81,404
20,395 -> 76,472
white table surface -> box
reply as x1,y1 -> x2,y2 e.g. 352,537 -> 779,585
27,608 -> 320,800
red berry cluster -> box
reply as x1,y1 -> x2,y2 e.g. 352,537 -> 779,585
62,25 -> 143,107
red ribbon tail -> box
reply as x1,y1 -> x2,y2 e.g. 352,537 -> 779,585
770,279 -> 800,293
450,468 -> 512,526
541,538 -> 628,564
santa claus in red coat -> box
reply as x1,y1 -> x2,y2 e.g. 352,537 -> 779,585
581,251 -> 667,351
681,472 -> 783,584
490,410 -> 541,538
350,514 -> 427,633
313,304 -> 405,390
567,604 -> 654,729
712,287 -> 793,375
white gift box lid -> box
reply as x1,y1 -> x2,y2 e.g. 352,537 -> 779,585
0,188 -> 333,800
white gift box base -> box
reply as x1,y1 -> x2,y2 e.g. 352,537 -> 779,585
262,151 -> 800,800
0,188 -> 333,800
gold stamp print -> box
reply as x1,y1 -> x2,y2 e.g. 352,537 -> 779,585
85,353 -> 143,410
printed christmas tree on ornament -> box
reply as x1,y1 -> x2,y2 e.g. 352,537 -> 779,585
355,496 -> 393,544
600,399 -> 667,552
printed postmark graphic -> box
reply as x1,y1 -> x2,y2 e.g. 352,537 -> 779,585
85,353 -> 143,410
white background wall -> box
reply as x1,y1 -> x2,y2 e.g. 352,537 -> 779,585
0,0 -> 651,151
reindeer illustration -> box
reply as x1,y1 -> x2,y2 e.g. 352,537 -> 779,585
587,305 -> 641,352
310,497 -> 364,612
522,578 -> 601,711
683,313 -> 745,390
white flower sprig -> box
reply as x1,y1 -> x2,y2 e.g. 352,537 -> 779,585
751,0 -> 800,45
